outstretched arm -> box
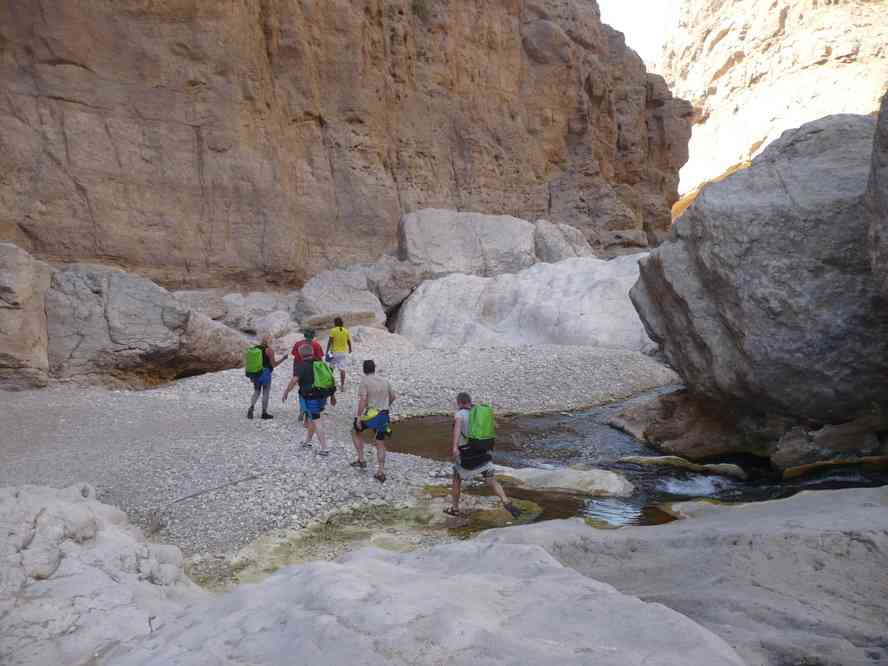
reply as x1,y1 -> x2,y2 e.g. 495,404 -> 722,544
282,375 -> 299,402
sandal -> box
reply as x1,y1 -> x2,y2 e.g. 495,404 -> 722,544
373,472 -> 386,483
301,442 -> 313,448
350,460 -> 367,469
443,507 -> 464,517
317,450 -> 330,457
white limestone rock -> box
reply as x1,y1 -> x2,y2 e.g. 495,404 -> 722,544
397,254 -> 653,352
486,486 -> 888,666
0,485 -> 204,666
533,219 -> 595,263
399,209 -> 537,277
102,541 -> 743,665
495,466 -> 634,497
299,268 -> 386,328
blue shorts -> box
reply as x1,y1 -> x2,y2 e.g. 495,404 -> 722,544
354,410 -> 390,440
303,396 -> 327,421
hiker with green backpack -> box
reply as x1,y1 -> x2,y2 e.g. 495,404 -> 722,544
446,392 -> 521,519
244,335 -> 288,420
282,354 -> 337,456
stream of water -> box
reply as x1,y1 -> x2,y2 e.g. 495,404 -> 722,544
387,389 -> 888,527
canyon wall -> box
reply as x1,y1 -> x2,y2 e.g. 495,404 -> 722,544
663,0 -> 888,194
0,0 -> 691,288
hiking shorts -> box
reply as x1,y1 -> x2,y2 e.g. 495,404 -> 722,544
250,367 -> 272,387
303,396 -> 327,421
453,461 -> 496,481
354,410 -> 390,441
329,352 -> 349,370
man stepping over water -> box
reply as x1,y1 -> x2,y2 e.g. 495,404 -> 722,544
325,317 -> 352,391
447,392 -> 521,519
351,359 -> 396,483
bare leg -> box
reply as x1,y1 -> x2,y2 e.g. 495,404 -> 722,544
486,477 -> 511,507
250,384 -> 261,408
374,441 -> 386,475
351,429 -> 365,464
261,382 -> 271,415
451,472 -> 462,511
304,419 -> 316,445
316,416 -> 328,451
340,369 -> 346,390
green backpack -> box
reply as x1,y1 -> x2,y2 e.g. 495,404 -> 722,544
244,345 -> 264,375
311,360 -> 336,395
468,404 -> 496,441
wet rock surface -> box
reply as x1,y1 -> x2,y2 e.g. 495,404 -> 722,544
487,486 -> 888,666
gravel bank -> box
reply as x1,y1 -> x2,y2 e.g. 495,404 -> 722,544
0,339 -> 678,558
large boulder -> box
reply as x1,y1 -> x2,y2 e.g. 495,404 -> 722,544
0,244 -> 53,389
532,219 -> 595,263
1,484 -> 204,666
298,268 -> 386,328
221,292 -> 296,334
868,93 -> 888,300
487,486 -> 888,666
45,265 -> 248,386
102,542 -> 742,666
397,254 -> 653,352
172,289 -> 228,321
399,209 -> 537,277
365,254 -> 425,309
631,114 -> 888,426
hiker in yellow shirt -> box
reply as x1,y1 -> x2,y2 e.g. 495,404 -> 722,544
326,317 -> 352,390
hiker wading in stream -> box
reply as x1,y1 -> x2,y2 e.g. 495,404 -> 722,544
351,359 -> 396,483
446,392 -> 521,519
282,355 -> 337,456
245,335 -> 288,420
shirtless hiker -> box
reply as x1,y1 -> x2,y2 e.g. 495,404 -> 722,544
351,359 -> 396,483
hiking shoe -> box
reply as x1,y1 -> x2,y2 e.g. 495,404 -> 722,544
505,503 -> 521,519
349,460 -> 367,469
301,442 -> 313,449
247,407 -> 254,420
261,412 -> 274,420
317,450 -> 330,457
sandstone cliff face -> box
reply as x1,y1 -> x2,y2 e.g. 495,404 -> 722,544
0,0 -> 691,288
663,0 -> 888,194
